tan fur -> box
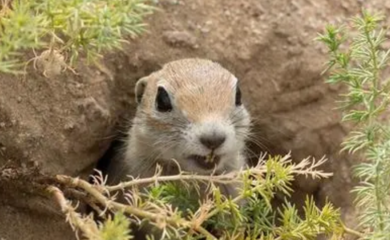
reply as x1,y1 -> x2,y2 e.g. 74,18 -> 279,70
139,58 -> 237,122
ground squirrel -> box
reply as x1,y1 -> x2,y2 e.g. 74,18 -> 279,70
103,58 -> 252,238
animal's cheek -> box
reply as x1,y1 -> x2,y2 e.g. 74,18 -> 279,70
225,129 -> 246,151
179,131 -> 203,155
232,133 -> 247,149
221,136 -> 237,153
145,116 -> 173,132
179,131 -> 194,152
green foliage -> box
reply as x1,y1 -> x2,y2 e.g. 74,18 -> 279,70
0,0 -> 154,74
138,156 -> 343,240
275,196 -> 342,240
147,181 -> 201,215
317,9 -> 390,239
55,154 -> 351,240
99,211 -> 132,240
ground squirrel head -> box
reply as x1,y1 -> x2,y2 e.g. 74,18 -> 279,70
128,58 -> 251,174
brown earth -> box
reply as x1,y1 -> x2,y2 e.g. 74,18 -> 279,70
1,0 -> 390,239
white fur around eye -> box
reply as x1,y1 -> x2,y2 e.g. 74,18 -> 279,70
232,76 -> 238,85
157,78 -> 169,86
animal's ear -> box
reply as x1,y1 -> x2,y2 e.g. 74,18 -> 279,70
135,77 -> 148,104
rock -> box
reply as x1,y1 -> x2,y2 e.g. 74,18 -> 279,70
162,30 -> 197,48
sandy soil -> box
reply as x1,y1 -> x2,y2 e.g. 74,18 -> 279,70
1,0 -> 390,239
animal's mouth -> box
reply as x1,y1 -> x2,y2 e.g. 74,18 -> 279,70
188,153 -> 221,170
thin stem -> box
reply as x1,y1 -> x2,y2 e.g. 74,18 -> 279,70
48,186 -> 102,240
105,155 -> 331,192
364,19 -> 385,231
55,175 -> 216,238
106,171 -> 241,192
57,175 -> 182,223
341,222 -> 364,238
197,227 -> 217,240
365,25 -> 379,91
374,160 -> 384,231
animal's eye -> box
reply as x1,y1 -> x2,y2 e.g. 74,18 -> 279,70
235,86 -> 242,106
156,86 -> 173,112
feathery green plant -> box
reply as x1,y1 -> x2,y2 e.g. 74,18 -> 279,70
0,0 -> 154,75
99,211 -> 133,240
317,9 -> 390,239
51,154 -> 359,240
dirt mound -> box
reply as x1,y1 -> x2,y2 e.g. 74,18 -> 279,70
0,0 -> 387,239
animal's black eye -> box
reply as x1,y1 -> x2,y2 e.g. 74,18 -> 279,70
156,86 -> 173,112
235,86 -> 242,106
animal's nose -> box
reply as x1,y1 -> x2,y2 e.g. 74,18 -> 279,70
199,134 -> 226,150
